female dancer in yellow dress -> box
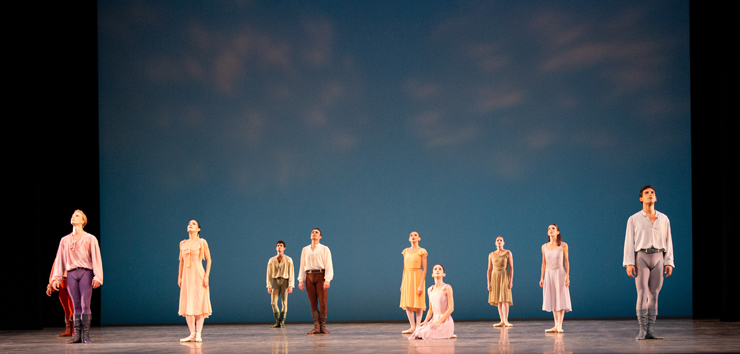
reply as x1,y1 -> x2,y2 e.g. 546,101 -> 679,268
178,220 -> 213,342
488,236 -> 513,327
400,231 -> 427,334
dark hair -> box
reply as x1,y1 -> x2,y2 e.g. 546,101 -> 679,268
277,240 -> 286,247
548,224 -> 562,246
434,264 -> 445,272
312,227 -> 322,235
639,185 -> 655,201
192,220 -> 201,235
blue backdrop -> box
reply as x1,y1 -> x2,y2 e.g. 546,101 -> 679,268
98,0 -> 691,324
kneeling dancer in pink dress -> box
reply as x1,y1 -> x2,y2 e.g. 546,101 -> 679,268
178,220 -> 213,342
408,264 -> 455,340
50,210 -> 103,344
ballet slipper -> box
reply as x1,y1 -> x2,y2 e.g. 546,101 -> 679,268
402,327 -> 415,334
493,322 -> 504,327
195,334 -> 203,342
504,322 -> 513,327
545,327 -> 558,333
180,333 -> 196,342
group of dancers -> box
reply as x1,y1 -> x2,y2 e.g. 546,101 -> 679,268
45,185 -> 674,343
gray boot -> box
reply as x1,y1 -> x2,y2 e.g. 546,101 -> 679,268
81,314 -> 93,343
271,311 -> 281,328
66,315 -> 81,344
645,308 -> 663,340
635,309 -> 647,340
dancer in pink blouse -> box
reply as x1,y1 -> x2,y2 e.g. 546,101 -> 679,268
178,220 -> 213,342
50,210 -> 103,344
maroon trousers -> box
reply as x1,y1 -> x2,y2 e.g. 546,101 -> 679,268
306,272 -> 328,314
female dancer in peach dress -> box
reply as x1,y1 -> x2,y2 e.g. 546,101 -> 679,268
488,236 -> 513,327
400,231 -> 427,334
539,224 -> 571,333
408,264 -> 455,340
178,220 -> 212,342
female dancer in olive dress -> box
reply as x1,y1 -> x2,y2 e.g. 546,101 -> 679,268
488,236 -> 513,327
178,220 -> 213,342
539,224 -> 571,333
400,231 -> 427,334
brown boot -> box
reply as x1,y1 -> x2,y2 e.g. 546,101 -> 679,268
307,311 -> 321,334
319,312 -> 330,334
57,316 -> 73,337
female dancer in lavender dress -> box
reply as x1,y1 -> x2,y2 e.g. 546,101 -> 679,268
539,224 -> 571,333
408,264 -> 455,340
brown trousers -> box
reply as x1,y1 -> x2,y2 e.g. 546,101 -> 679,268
306,272 -> 328,314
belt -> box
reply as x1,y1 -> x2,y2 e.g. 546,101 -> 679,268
69,267 -> 90,271
306,269 -> 324,273
640,247 -> 664,254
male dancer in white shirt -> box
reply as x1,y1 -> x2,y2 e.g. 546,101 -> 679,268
623,185 -> 674,340
298,228 -> 334,334
266,240 -> 294,328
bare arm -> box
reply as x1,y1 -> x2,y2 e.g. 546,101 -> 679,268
203,240 -> 212,287
562,242 -> 570,286
507,250 -> 514,289
418,252 -> 427,295
487,253 -> 493,291
539,245 -> 546,287
178,257 -> 184,288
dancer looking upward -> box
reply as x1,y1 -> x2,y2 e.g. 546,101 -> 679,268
400,231 -> 427,334
266,240 -> 294,328
298,228 -> 334,334
624,185 -> 674,340
178,220 -> 212,342
50,210 -> 103,344
488,236 -> 513,327
539,224 -> 572,333
408,264 -> 455,340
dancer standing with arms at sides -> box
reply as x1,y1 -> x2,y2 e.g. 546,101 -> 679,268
488,236 -> 513,327
178,220 -> 213,342
298,228 -> 334,334
50,210 -> 103,344
408,264 -> 455,340
539,224 -> 572,333
46,259 -> 77,337
400,231 -> 427,334
624,185 -> 674,340
266,240 -> 294,328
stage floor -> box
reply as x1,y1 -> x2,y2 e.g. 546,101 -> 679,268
2,319 -> 739,353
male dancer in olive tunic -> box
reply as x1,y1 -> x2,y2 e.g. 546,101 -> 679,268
623,185 -> 675,340
266,240 -> 294,328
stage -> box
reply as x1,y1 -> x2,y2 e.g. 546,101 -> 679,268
1,319 -> 738,353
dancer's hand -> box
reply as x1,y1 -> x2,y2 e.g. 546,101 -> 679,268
299,282 -> 304,291
417,285 -> 423,295
45,284 -> 54,296
488,283 -> 492,291
92,280 -> 101,289
539,279 -> 544,288
178,278 -> 182,288
267,287 -> 273,294
323,281 -> 330,289
430,320 -> 441,329
626,265 -> 636,278
565,276 -> 570,287
664,265 -> 673,277
288,287 -> 293,294
202,276 -> 209,288
51,280 -> 60,291
508,280 -> 513,289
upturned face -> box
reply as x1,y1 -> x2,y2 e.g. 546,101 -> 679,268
276,243 -> 286,253
409,231 -> 420,243
432,264 -> 446,278
70,211 -> 85,227
187,220 -> 200,233
310,229 -> 322,241
495,236 -> 505,249
640,188 -> 656,204
548,225 -> 559,240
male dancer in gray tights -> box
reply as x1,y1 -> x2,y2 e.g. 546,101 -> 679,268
623,185 -> 674,340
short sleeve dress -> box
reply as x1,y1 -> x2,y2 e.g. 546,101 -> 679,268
488,251 -> 513,306
178,239 -> 213,318
400,248 -> 427,311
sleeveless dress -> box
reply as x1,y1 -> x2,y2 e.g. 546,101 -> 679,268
542,244 -> 571,312
179,239 -> 213,317
488,251 -> 512,306
408,284 -> 454,340
400,248 -> 427,310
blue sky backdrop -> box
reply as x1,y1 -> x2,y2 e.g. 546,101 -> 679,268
98,0 -> 691,324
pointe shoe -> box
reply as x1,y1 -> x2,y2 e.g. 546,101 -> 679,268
402,327 -> 415,334
504,323 -> 513,327
195,335 -> 203,342
180,333 -> 196,342
493,322 -> 504,327
545,327 -> 558,333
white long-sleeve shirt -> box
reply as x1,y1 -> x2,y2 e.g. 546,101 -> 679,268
623,210 -> 675,268
297,243 -> 333,283
52,232 -> 104,284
